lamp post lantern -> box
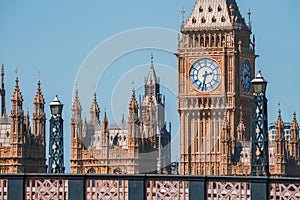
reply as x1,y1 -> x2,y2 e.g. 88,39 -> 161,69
48,95 -> 65,173
250,70 -> 270,176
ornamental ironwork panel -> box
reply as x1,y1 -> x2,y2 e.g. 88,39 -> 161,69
146,180 -> 189,199
48,116 -> 65,173
207,181 -> 251,200
25,179 -> 68,200
0,179 -> 7,200
270,183 -> 300,200
86,179 -> 127,200
251,94 -> 270,176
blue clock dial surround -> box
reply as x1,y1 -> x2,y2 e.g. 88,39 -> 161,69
189,58 -> 221,92
241,59 -> 251,92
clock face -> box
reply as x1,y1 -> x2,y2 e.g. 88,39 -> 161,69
189,58 -> 221,92
241,59 -> 251,92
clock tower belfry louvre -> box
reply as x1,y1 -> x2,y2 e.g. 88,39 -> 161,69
177,0 -> 256,175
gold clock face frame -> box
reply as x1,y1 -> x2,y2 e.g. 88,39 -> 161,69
189,58 -> 221,92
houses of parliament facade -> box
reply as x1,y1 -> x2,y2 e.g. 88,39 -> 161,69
0,0 -> 300,177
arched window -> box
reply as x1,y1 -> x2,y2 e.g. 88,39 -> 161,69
208,6 -> 213,12
199,6 -> 203,12
201,17 -> 206,23
205,36 -> 209,47
216,35 -> 220,46
212,16 -> 216,23
200,36 -> 204,47
221,16 -> 226,22
195,36 -> 199,47
211,35 -> 215,47
221,35 -> 225,46
192,17 -> 197,24
218,5 -> 222,12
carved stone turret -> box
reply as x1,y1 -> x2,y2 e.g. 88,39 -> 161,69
10,76 -> 24,145
289,112 -> 299,164
220,111 -> 232,175
1,64 -> 7,121
90,92 -> 100,124
274,107 -> 287,176
32,80 -> 46,143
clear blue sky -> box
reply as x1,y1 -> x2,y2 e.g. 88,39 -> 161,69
0,1 -> 299,172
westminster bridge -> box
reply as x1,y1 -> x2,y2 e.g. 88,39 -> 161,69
0,174 -> 299,199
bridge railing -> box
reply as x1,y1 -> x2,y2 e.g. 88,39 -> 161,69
0,174 -> 300,199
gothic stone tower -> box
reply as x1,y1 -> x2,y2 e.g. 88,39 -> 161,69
70,58 -> 171,174
0,66 -> 46,173
178,0 -> 256,175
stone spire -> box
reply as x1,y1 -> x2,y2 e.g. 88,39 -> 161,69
275,105 -> 284,140
72,88 -> 82,123
146,54 -> 158,85
32,79 -> 46,139
25,110 -> 31,143
34,80 -> 45,105
128,87 -> 140,154
10,71 -> 24,144
71,88 -> 83,139
11,75 -> 23,113
290,112 -> 299,140
90,92 -> 100,124
1,64 -> 7,121
290,112 -> 299,162
103,110 -> 108,131
274,104 -> 287,176
182,0 -> 248,31
145,55 -> 160,99
129,87 -> 139,122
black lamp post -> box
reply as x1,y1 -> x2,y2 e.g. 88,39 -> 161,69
250,70 -> 270,176
48,95 -> 65,173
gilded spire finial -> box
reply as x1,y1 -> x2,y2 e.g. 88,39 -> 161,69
151,54 -> 154,68
37,71 -> 40,81
14,68 -> 19,88
75,81 -> 78,90
181,7 -> 185,25
14,67 -> 18,77
1,64 -> 4,85
247,8 -> 252,27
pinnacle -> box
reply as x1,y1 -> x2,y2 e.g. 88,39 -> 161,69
34,80 -> 45,105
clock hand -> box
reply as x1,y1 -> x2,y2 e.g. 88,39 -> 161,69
202,71 -> 211,90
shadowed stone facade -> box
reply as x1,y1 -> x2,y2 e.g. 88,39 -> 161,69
70,59 -> 171,174
178,0 -> 300,176
0,65 -> 46,173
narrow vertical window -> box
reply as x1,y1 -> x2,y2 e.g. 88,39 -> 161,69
221,16 -> 226,22
212,16 -> 216,23
218,6 -> 222,12
192,17 -> 197,24
199,6 -> 203,12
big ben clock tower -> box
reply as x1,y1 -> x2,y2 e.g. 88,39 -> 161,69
178,0 -> 256,175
